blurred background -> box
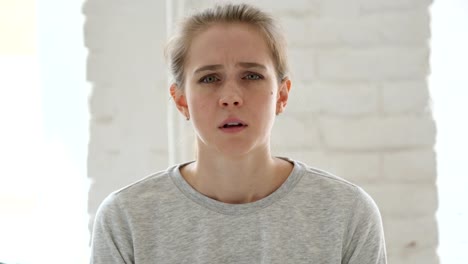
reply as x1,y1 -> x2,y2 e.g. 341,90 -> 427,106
0,0 -> 466,263
0,0 -> 90,263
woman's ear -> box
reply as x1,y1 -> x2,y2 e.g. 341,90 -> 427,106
170,83 -> 190,120
276,78 -> 291,115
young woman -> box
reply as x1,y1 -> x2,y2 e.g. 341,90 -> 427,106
90,3 -> 387,263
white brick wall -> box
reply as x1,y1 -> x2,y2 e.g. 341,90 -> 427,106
318,47 -> 429,81
319,115 -> 436,150
382,80 -> 430,114
84,0 -> 170,231
86,0 -> 438,263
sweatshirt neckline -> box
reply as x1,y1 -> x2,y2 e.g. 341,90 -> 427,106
169,157 -> 304,215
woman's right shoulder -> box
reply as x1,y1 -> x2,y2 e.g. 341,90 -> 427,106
98,164 -> 182,213
116,167 -> 173,195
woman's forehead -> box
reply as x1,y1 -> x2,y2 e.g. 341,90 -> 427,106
185,23 -> 274,71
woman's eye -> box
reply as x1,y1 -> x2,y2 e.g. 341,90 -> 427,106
200,75 -> 219,83
244,73 -> 262,80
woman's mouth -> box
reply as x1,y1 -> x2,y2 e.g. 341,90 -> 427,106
219,119 -> 248,133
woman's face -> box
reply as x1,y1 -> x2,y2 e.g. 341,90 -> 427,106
172,23 -> 290,157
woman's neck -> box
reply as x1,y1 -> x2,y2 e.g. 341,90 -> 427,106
180,152 -> 293,204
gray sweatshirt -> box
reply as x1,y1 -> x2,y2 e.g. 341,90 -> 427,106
90,158 -> 387,263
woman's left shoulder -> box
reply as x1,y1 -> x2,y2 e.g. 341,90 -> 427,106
288,158 -> 380,211
290,159 -> 359,190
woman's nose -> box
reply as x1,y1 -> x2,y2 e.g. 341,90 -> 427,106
219,84 -> 243,107
220,96 -> 242,107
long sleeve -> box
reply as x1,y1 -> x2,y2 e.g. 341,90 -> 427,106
90,193 -> 134,264
342,187 -> 387,264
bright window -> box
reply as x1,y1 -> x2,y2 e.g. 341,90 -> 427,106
431,1 -> 468,263
0,0 -> 90,263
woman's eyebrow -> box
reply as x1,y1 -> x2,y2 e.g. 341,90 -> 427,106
236,62 -> 267,70
193,62 -> 267,74
194,64 -> 223,74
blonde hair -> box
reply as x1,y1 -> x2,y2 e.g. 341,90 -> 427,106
165,3 -> 289,89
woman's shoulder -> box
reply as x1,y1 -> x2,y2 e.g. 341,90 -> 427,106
289,158 -> 358,190
115,167 -> 174,195
99,163 -> 185,211
289,158 -> 378,209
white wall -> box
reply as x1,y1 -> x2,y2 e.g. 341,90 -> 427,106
84,0 -> 170,230
86,0 -> 438,263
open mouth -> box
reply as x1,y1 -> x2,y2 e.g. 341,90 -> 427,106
218,118 -> 248,132
221,122 -> 246,128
